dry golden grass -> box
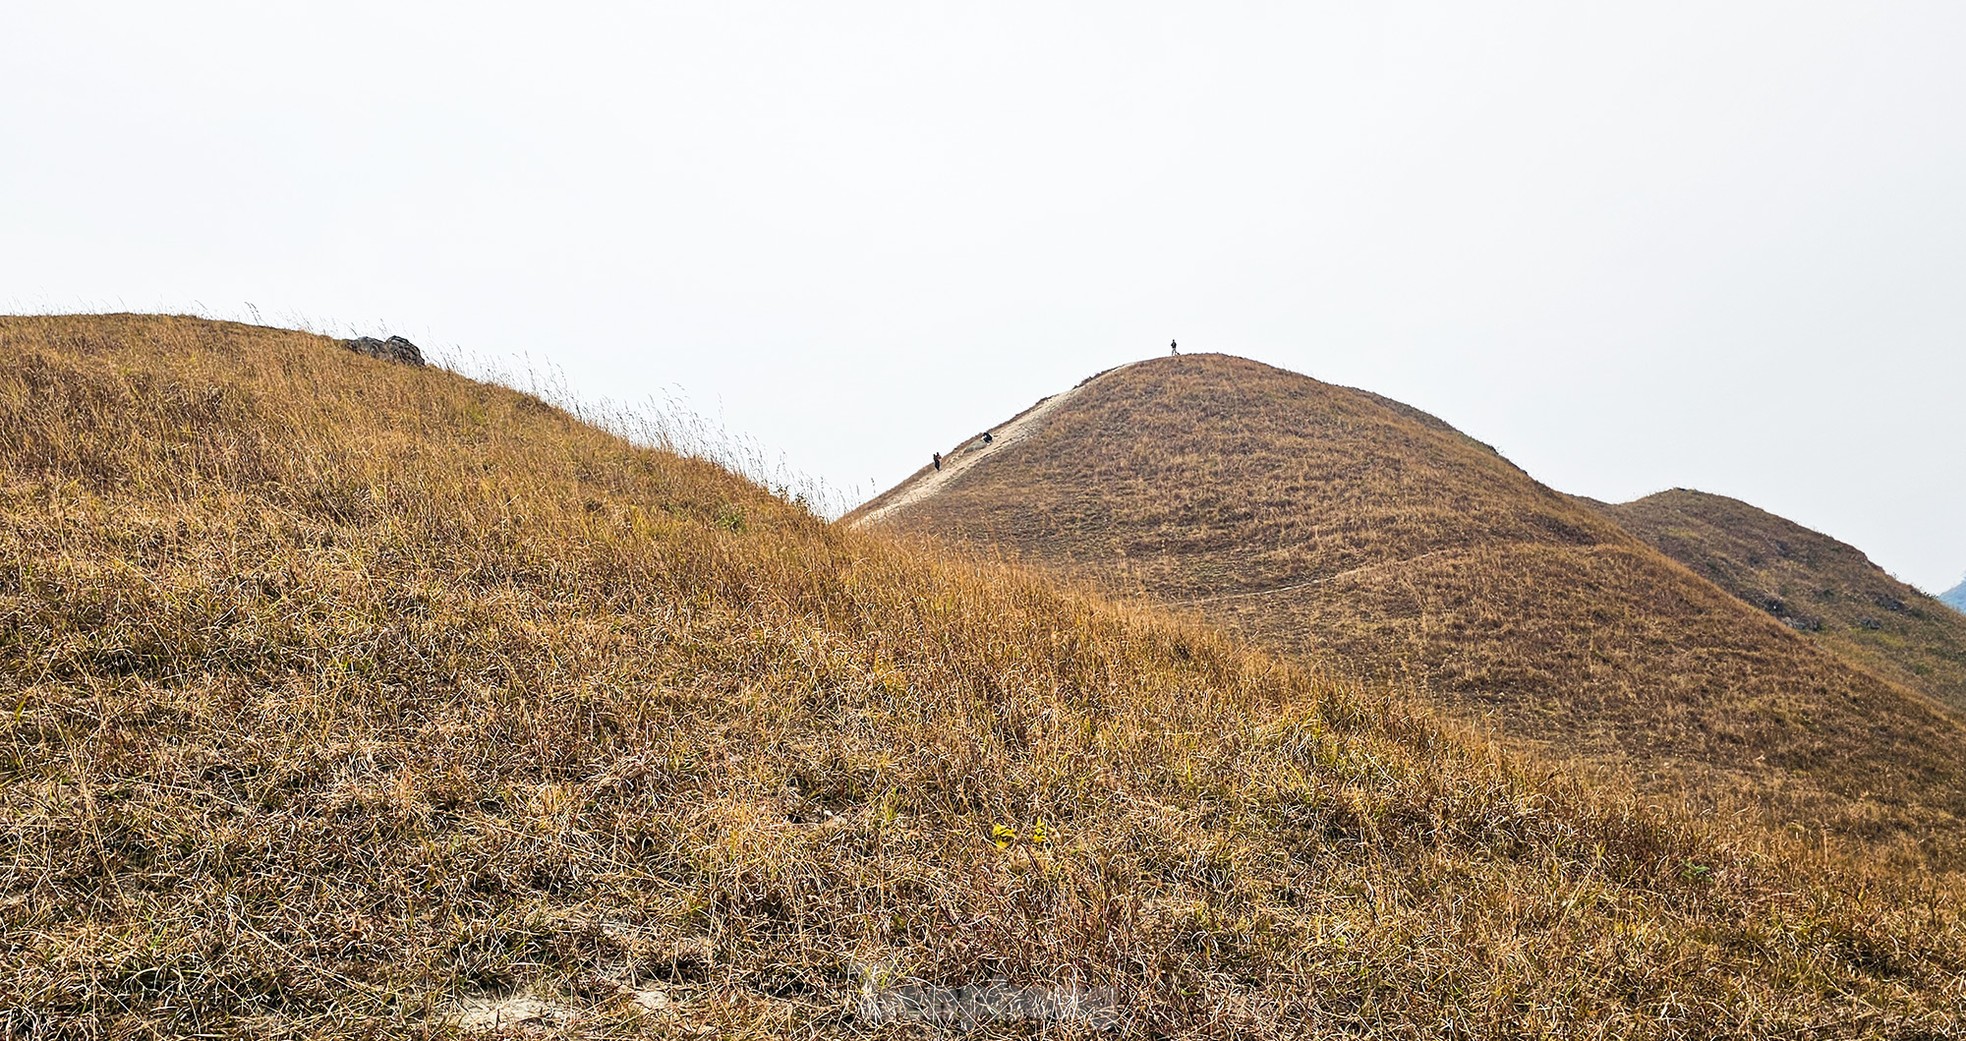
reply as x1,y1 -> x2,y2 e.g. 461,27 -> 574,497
5,317 -> 1966,1038
1599,489 -> 1966,717
853,353 -> 1966,868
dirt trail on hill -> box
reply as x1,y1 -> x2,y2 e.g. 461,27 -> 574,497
850,360 -> 1145,528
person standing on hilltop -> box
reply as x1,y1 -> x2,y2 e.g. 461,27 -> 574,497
1170,339 -> 1178,355
932,451 -> 942,471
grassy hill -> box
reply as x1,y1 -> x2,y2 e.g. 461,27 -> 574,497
1596,489 -> 1966,717
850,353 -> 1966,868
5,317 -> 1964,1036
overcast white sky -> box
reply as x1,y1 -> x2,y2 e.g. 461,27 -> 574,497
4,2 -> 1961,591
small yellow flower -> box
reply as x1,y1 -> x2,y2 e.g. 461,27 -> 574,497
991,823 -> 1019,849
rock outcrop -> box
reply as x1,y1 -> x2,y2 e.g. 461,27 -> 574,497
344,335 -> 424,366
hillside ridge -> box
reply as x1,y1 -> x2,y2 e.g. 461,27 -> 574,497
853,351 -> 1966,864
7,316 -> 1965,1037
1597,488 -> 1966,716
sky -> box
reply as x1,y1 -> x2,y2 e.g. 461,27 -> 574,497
3,2 -> 1962,592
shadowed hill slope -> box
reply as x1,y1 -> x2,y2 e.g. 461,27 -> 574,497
850,353 -> 1966,862
14,317 -> 1966,1035
1598,489 -> 1966,717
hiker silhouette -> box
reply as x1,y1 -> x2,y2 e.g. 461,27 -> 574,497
1170,339 -> 1178,355
932,452 -> 942,471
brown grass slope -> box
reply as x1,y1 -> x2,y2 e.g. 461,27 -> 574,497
1597,489 -> 1966,717
850,353 -> 1966,864
4,317 -> 1965,1038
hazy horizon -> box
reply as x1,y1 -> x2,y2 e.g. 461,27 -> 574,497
5,2 -> 1962,591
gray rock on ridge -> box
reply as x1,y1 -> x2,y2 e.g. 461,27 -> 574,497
344,335 -> 424,366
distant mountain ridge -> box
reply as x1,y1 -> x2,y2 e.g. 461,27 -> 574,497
851,352 -> 1966,863
1944,578 -> 1966,613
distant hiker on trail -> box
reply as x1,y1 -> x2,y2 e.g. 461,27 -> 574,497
1170,339 -> 1178,355
932,452 -> 942,471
